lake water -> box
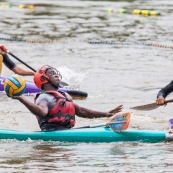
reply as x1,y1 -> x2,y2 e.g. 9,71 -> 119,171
0,0 -> 173,172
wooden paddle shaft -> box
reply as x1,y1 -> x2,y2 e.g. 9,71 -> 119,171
165,99 -> 173,104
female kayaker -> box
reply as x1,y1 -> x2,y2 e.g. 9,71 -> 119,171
11,65 -> 123,131
0,45 -> 34,75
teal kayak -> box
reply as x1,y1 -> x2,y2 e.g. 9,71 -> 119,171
0,127 -> 172,143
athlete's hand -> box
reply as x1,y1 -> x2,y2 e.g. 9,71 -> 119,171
156,97 -> 166,106
6,94 -> 21,100
11,96 -> 21,100
109,105 -> 123,114
168,129 -> 173,134
0,45 -> 8,54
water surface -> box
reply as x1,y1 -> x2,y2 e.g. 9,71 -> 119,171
0,0 -> 173,172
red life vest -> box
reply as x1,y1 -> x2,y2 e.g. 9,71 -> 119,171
35,90 -> 75,128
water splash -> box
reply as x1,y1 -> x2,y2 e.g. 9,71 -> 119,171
57,66 -> 87,89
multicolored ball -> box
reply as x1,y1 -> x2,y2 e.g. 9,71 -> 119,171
4,75 -> 26,96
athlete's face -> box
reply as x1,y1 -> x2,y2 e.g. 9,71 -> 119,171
46,68 -> 62,87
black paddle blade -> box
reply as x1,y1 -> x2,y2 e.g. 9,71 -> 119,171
130,103 -> 159,111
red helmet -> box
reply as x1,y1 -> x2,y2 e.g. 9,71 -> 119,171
34,65 -> 62,89
34,65 -> 52,89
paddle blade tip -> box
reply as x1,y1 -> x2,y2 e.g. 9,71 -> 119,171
109,112 -> 131,132
109,122 -> 130,132
130,103 -> 159,111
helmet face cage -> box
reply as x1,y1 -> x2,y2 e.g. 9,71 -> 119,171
34,65 -> 62,90
45,67 -> 62,80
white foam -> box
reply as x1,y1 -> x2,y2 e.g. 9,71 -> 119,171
57,66 -> 87,89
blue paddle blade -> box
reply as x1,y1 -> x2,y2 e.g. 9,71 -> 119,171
108,112 -> 131,132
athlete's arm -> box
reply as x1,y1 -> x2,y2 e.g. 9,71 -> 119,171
157,81 -> 173,98
3,54 -> 34,76
3,54 -> 16,70
156,81 -> 173,105
12,66 -> 35,76
16,96 -> 49,117
74,103 -> 123,118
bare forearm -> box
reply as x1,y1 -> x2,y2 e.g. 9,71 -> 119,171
75,104 -> 112,118
18,96 -> 47,116
20,70 -> 34,76
12,66 -> 34,76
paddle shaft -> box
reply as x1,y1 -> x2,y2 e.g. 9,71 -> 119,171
165,99 -> 173,104
8,52 -> 36,72
74,121 -> 126,129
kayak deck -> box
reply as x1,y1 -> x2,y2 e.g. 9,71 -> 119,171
0,127 -> 172,143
